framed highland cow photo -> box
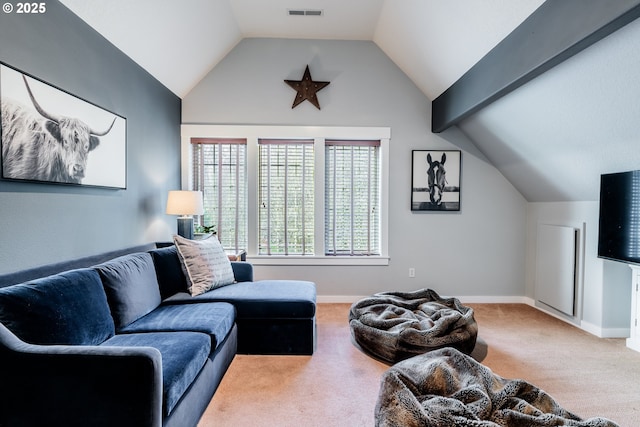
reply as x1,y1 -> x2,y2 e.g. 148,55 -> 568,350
411,150 -> 461,211
0,62 -> 127,189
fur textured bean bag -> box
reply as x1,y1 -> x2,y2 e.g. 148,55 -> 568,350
375,347 -> 619,427
349,288 -> 477,364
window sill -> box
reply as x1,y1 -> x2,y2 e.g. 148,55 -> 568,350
246,255 -> 390,266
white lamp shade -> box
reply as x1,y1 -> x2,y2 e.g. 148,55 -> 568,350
166,190 -> 204,216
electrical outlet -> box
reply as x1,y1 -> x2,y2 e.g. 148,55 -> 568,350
409,268 -> 415,278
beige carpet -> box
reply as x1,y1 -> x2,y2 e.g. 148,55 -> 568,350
198,303 -> 640,427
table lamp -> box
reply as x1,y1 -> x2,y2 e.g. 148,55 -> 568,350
166,190 -> 204,239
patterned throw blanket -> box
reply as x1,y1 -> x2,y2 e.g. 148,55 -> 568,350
375,347 -> 620,427
349,289 -> 478,364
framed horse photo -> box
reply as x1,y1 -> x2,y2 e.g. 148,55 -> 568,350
411,150 -> 461,212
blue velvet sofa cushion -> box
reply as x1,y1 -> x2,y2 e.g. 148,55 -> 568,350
95,253 -> 162,330
0,268 -> 115,345
163,280 -> 316,319
119,302 -> 236,352
103,331 -> 210,416
149,246 -> 188,299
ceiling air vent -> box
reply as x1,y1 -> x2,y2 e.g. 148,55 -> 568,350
287,9 -> 323,17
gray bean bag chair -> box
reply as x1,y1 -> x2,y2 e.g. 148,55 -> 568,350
349,288 -> 477,364
375,347 -> 619,427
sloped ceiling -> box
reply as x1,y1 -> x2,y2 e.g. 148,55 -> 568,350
459,16 -> 640,202
59,0 -> 640,203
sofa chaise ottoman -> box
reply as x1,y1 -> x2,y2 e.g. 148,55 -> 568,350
150,244 -> 316,355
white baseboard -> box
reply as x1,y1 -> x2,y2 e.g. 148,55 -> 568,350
528,300 -> 630,339
457,296 -> 534,304
316,295 -> 535,304
316,295 -> 630,339
580,320 -> 630,338
626,337 -> 640,351
317,295 -> 368,303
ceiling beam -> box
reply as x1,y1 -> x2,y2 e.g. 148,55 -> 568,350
431,0 -> 640,133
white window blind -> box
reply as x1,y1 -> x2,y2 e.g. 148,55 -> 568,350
182,124 -> 390,265
258,139 -> 314,255
191,138 -> 247,251
325,140 -> 380,256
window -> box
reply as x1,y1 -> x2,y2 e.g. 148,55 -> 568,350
325,140 -> 380,256
258,139 -> 315,255
182,125 -> 389,265
191,138 -> 247,251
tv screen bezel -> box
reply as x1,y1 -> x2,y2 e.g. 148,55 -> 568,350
597,170 -> 640,265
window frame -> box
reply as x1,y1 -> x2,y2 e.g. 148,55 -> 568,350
181,125 -> 390,266
325,139 -> 382,256
258,138 -> 315,256
190,138 -> 248,251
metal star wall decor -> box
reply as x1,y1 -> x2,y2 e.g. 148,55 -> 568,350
284,65 -> 330,110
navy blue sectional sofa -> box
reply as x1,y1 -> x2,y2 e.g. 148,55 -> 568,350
0,243 -> 316,427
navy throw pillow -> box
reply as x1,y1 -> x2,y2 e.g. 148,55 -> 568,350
95,252 -> 161,330
149,246 -> 188,299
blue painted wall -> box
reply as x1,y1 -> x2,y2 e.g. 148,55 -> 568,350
0,0 -> 181,273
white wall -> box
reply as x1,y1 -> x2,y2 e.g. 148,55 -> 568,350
526,201 -> 630,336
182,38 -> 527,300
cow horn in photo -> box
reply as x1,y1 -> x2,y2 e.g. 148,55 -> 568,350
89,117 -> 116,136
22,75 -> 62,123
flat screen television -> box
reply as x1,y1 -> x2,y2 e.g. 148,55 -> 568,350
598,170 -> 640,264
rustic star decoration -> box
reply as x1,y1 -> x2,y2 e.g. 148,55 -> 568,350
284,65 -> 330,110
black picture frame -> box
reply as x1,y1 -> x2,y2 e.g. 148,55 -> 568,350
0,62 -> 127,189
411,150 -> 461,211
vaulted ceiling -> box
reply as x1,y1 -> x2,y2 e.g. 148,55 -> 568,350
59,0 -> 640,203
